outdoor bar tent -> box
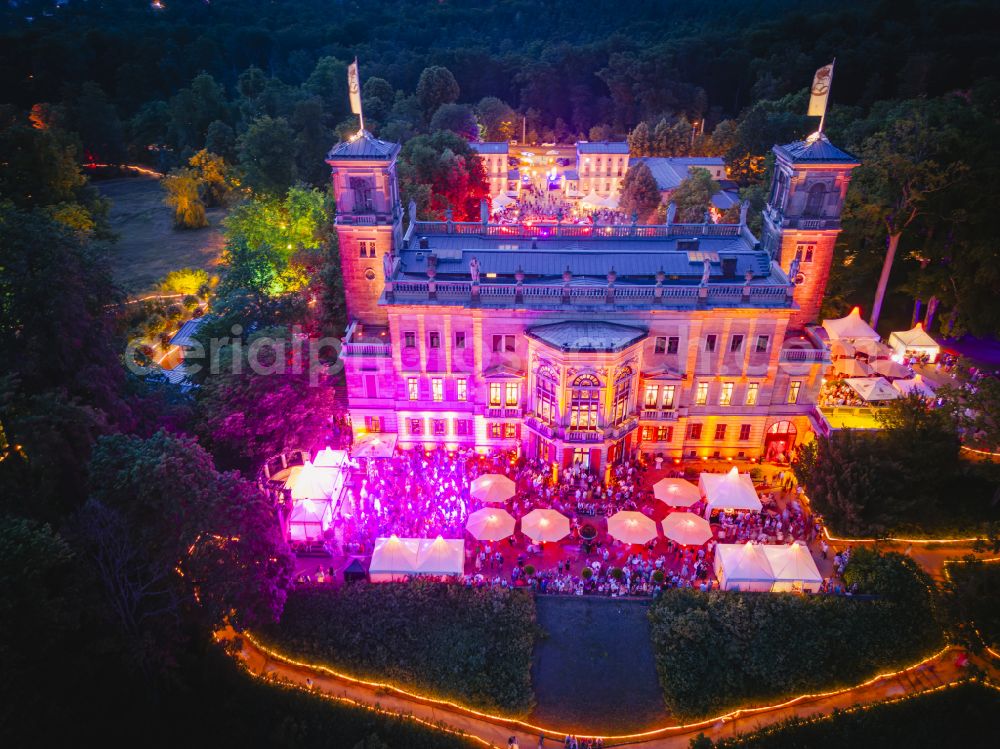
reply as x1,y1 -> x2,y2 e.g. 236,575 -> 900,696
763,542 -> 823,593
822,307 -> 880,341
287,498 -> 333,543
414,537 -> 465,577
313,447 -> 349,468
286,460 -> 345,501
699,468 -> 762,517
369,536 -> 420,582
844,376 -> 900,402
893,374 -> 936,398
713,542 -> 775,592
888,323 -> 940,362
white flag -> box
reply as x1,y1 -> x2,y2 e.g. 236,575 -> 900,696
347,59 -> 362,115
808,62 -> 834,117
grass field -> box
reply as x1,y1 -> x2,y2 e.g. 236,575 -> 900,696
530,596 -> 667,734
97,175 -> 226,295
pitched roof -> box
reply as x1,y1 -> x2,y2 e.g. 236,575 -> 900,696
526,321 -> 647,352
774,133 -> 858,164
326,131 -> 400,161
577,141 -> 630,154
470,142 -> 509,154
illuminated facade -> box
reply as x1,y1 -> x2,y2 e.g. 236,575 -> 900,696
330,131 -> 858,470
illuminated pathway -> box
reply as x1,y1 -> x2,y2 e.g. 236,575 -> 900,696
218,628 -> 998,747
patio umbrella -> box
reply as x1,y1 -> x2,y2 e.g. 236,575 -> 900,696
661,512 -> 713,546
351,433 -> 397,459
470,474 -> 516,503
465,508 -> 516,541
833,357 -> 873,377
829,340 -> 856,359
520,509 -> 570,543
870,358 -> 911,379
607,511 -> 658,545
653,478 -> 701,507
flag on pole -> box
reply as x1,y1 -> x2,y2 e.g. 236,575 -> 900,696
347,58 -> 362,116
807,62 -> 834,117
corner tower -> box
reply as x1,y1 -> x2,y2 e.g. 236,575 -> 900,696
327,131 -> 403,326
761,133 -> 859,330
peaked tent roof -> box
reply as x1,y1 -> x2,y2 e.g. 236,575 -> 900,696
699,468 -> 762,512
762,542 -> 823,584
414,537 -> 465,575
823,307 -> 880,341
313,447 -> 349,468
369,536 -> 420,576
715,542 -> 775,582
286,460 -> 343,501
892,374 -> 936,398
889,323 -> 939,349
844,376 -> 900,402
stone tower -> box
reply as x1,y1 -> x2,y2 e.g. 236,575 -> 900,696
761,133 -> 860,330
326,131 -> 403,327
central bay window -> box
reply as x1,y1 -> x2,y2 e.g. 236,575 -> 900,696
534,366 -> 558,424
407,377 -> 418,401
788,381 -> 801,404
644,384 -> 658,408
569,374 -> 600,431
720,382 -> 734,406
695,382 -> 709,405
489,382 -> 502,407
661,385 -> 675,409
456,378 -> 467,401
505,382 -> 519,407
745,382 -> 759,406
611,366 -> 633,425
432,377 -> 443,402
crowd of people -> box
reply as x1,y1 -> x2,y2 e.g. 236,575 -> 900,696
489,187 -> 632,227
818,378 -> 876,407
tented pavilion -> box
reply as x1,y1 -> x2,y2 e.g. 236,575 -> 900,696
763,542 -> 823,593
870,357 -> 911,379
844,376 -> 900,402
699,467 -> 762,517
889,322 -> 940,362
287,498 -> 333,543
414,537 -> 465,578
285,460 -> 345,502
713,542 -> 775,592
893,374 -> 936,398
369,536 -> 420,582
822,307 -> 880,342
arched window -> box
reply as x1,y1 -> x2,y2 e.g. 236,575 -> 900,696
611,366 -> 633,426
767,421 -> 797,435
804,183 -> 826,217
534,366 -> 559,425
569,374 -> 601,431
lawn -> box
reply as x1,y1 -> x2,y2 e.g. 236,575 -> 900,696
530,596 -> 667,734
256,581 -> 538,716
97,175 -> 225,295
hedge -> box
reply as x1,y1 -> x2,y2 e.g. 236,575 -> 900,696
648,551 -> 943,718
257,581 -> 538,716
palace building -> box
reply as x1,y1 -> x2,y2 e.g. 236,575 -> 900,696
329,130 -> 859,471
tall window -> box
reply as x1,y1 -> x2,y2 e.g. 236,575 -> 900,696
755,335 -> 770,353
455,331 -> 466,349
738,424 -> 752,441
404,331 -> 416,348
644,384 -> 658,408
534,366 -> 558,425
705,334 -> 717,353
654,337 -> 666,354
745,383 -> 759,406
667,336 -> 679,354
365,416 -> 382,433
805,182 -> 826,217
407,377 -> 418,401
657,426 -> 673,442
569,374 -> 600,431
432,378 -> 443,402
456,419 -> 472,436
695,382 -> 709,405
493,334 -> 516,352
456,379 -> 467,402
505,382 -> 519,407
730,334 -> 744,353
687,423 -> 702,440
432,419 -> 446,436
611,366 -> 633,425
489,382 -> 502,407
428,332 -> 440,348
409,418 -> 423,435
788,381 -> 801,404
662,385 -> 676,409
720,382 -> 734,406
714,424 -> 727,441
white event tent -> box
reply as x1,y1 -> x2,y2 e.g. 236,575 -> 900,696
893,374 -> 936,398
763,542 -> 823,593
699,467 -> 762,516
286,460 -> 345,501
888,323 -> 940,362
822,307 -> 880,342
713,542 -> 775,592
844,376 -> 900,402
414,536 -> 465,577
287,498 -> 333,543
369,536 -> 420,582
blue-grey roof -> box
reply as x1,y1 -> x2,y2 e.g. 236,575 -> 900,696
169,317 -> 206,348
564,169 -> 579,180
470,142 -> 509,154
326,131 -> 400,161
774,134 -> 858,164
630,157 -> 725,191
711,190 -> 741,210
526,321 -> 647,352
577,141 -> 629,154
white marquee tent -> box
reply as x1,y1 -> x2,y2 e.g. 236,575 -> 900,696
287,498 -> 333,543
762,542 -> 823,593
369,536 -> 421,582
699,468 -> 762,516
822,307 -> 880,342
844,376 -> 900,402
893,374 -> 936,398
415,537 -> 465,577
888,323 -> 940,362
285,460 -> 346,502
313,447 -> 349,468
713,542 -> 775,592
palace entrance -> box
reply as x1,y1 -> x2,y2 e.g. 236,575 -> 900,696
764,420 -> 797,462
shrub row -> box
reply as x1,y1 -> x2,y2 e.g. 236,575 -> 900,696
257,581 -> 538,716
